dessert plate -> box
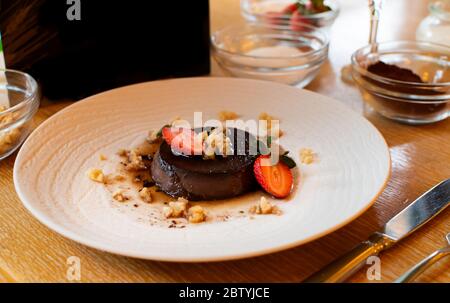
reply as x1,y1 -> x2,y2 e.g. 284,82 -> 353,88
14,78 -> 390,262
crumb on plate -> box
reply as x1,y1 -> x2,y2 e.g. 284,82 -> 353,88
259,112 -> 283,138
249,197 -> 282,215
88,168 -> 105,183
147,130 -> 161,143
188,205 -> 206,224
125,149 -> 147,171
112,189 -> 127,202
117,149 -> 128,157
113,175 -> 126,182
139,187 -> 153,203
218,111 -> 239,121
300,148 -> 315,165
163,198 -> 189,218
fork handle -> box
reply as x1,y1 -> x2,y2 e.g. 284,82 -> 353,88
395,246 -> 450,283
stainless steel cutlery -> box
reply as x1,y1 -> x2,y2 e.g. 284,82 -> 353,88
304,178 -> 450,283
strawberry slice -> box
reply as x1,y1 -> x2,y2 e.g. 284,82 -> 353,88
162,127 -> 202,156
253,155 -> 293,198
282,3 -> 298,14
290,10 -> 314,32
265,11 -> 285,26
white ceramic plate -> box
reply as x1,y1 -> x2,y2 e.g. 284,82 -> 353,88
14,78 -> 390,262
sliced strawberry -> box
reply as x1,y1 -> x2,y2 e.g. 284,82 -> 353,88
161,127 -> 180,145
290,10 -> 314,32
282,3 -> 298,14
253,155 -> 293,199
162,127 -> 202,156
264,11 -> 285,26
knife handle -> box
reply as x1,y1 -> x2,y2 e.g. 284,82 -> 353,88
303,232 -> 395,283
395,246 -> 450,283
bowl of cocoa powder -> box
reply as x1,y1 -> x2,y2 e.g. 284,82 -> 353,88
351,41 -> 449,125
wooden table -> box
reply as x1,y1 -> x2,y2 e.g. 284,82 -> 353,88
0,0 -> 449,282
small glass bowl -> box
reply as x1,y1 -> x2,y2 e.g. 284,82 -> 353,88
211,23 -> 329,87
351,41 -> 450,125
0,69 -> 40,160
416,0 -> 450,47
241,0 -> 340,30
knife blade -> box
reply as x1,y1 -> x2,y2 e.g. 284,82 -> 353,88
383,178 -> 450,241
304,178 -> 450,283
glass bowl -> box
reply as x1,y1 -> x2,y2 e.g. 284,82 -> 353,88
0,69 -> 40,160
211,23 -> 329,87
351,41 -> 450,125
416,0 -> 450,47
241,0 -> 340,30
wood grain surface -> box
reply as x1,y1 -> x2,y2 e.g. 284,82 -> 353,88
0,0 -> 449,282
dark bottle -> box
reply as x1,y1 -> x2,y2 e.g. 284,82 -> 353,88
0,0 -> 211,99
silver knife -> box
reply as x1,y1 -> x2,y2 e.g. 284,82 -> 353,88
303,178 -> 450,283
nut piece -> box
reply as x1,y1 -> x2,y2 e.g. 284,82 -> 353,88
88,169 -> 105,183
163,198 -> 189,218
139,187 -> 153,203
203,128 -> 233,159
259,112 -> 275,129
249,197 -> 282,215
126,149 -> 146,171
117,149 -> 128,157
112,190 -> 126,202
188,205 -> 206,224
99,154 -> 107,161
259,112 -> 283,138
259,197 -> 273,214
300,148 -> 315,165
147,129 -> 164,144
113,175 -> 126,182
218,111 -> 239,121
162,206 -> 174,219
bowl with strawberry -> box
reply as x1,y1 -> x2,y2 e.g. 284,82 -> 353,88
241,0 -> 340,31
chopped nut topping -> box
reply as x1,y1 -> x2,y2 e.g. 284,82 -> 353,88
99,154 -> 107,161
88,169 -> 105,183
113,175 -> 126,182
163,198 -> 189,218
112,190 -> 126,202
117,149 -> 128,157
147,130 -> 161,144
300,148 -> 315,165
139,187 -> 153,203
126,149 -> 146,171
249,197 -> 282,215
259,112 -> 283,138
171,117 -> 190,129
259,112 -> 275,129
162,206 -> 174,218
203,128 -> 233,159
177,197 -> 189,204
170,116 -> 182,125
188,205 -> 206,224
218,111 -> 239,121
